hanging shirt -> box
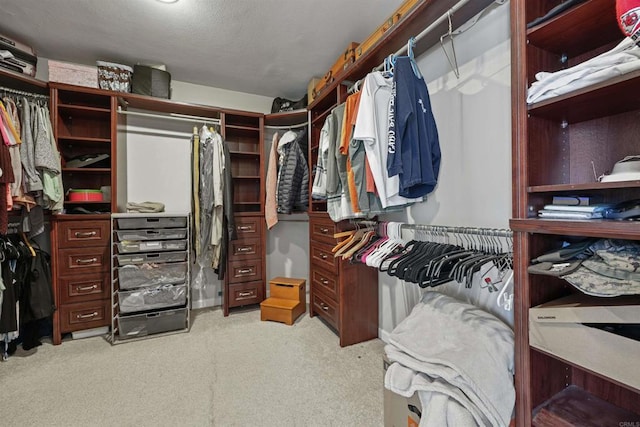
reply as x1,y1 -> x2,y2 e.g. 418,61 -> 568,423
353,72 -> 421,209
340,92 -> 360,212
265,132 -> 279,229
388,56 -> 441,199
312,116 -> 332,199
19,98 -> 43,192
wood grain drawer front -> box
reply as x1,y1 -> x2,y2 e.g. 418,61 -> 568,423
312,291 -> 338,330
310,219 -> 337,244
59,300 -> 110,332
59,274 -> 109,304
312,267 -> 339,302
228,281 -> 264,308
229,237 -> 261,260
228,259 -> 263,284
58,220 -> 110,248
234,217 -> 261,238
310,242 -> 338,273
58,247 -> 109,275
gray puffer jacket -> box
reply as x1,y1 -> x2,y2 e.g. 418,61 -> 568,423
277,129 -> 309,214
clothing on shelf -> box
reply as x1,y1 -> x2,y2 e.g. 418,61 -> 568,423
527,37 -> 640,104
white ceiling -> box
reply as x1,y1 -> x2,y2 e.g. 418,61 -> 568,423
1,0 -> 405,99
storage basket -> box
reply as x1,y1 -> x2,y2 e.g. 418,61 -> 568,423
118,284 -> 187,313
116,240 -> 187,254
116,251 -> 187,266
116,216 -> 187,230
115,228 -> 187,242
117,307 -> 187,339
48,60 -> 98,88
97,61 -> 133,93
118,262 -> 187,290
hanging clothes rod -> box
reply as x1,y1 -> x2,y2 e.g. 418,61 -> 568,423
264,122 -> 309,130
400,223 -> 512,238
373,0 -> 475,72
116,106 -> 221,125
0,85 -> 50,99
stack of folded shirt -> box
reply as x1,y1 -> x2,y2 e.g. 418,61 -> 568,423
538,203 -> 612,219
126,201 -> 165,213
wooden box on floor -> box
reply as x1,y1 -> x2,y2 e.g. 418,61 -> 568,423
260,277 -> 306,325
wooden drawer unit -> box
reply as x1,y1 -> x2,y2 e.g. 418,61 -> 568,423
52,216 -> 112,345
224,214 -> 266,316
234,217 -> 262,238
58,220 -> 110,248
59,300 -> 110,332
310,241 -> 338,272
312,290 -> 338,330
308,214 -> 378,347
59,274 -> 109,304
228,281 -> 264,308
311,267 -> 339,302
58,246 -> 109,275
229,237 -> 261,260
228,258 -> 263,284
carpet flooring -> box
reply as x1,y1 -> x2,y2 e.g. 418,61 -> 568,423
0,308 -> 385,426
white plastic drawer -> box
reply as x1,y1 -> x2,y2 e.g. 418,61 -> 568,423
116,216 -> 187,229
115,228 -> 187,241
118,284 -> 187,313
118,262 -> 187,290
117,240 -> 187,254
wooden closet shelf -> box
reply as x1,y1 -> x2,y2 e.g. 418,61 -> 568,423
58,103 -> 112,116
526,0 -> 620,57
528,180 -> 640,193
532,385 -> 640,425
0,67 -> 48,92
229,150 -> 260,157
510,218 -> 640,240
265,109 -> 307,126
528,70 -> 640,124
64,200 -> 111,205
233,175 -> 260,180
62,168 -> 111,173
58,136 -> 112,143
225,124 -> 260,132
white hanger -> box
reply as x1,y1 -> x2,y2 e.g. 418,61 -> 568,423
496,270 -> 514,312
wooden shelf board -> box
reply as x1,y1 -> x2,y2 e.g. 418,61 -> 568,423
308,0 -> 494,110
528,70 -> 640,124
233,176 -> 260,179
225,124 -> 260,132
0,67 -> 48,92
265,109 -> 307,127
526,0 -> 621,57
532,384 -> 640,425
229,150 -> 260,156
64,201 -> 111,205
58,136 -> 111,143
117,91 -> 222,118
510,218 -> 640,239
58,103 -> 111,116
62,168 -> 111,173
234,202 -> 261,205
52,213 -> 111,221
528,181 -> 640,193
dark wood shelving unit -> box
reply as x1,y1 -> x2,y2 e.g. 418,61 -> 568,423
58,136 -> 111,143
63,168 -> 111,173
0,67 -> 48,93
512,0 -> 640,424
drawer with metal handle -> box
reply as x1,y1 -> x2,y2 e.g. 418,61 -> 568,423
312,267 -> 339,302
310,241 -> 339,272
58,246 -> 109,275
58,219 -> 110,248
310,218 -> 337,244
228,259 -> 263,284
312,291 -> 338,330
59,300 -> 110,332
234,217 -> 262,237
59,274 -> 109,304
228,281 -> 264,308
229,237 -> 261,260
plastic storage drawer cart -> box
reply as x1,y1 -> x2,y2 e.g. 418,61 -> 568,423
110,213 -> 191,344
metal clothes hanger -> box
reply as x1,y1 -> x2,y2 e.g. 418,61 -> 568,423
440,10 -> 460,79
